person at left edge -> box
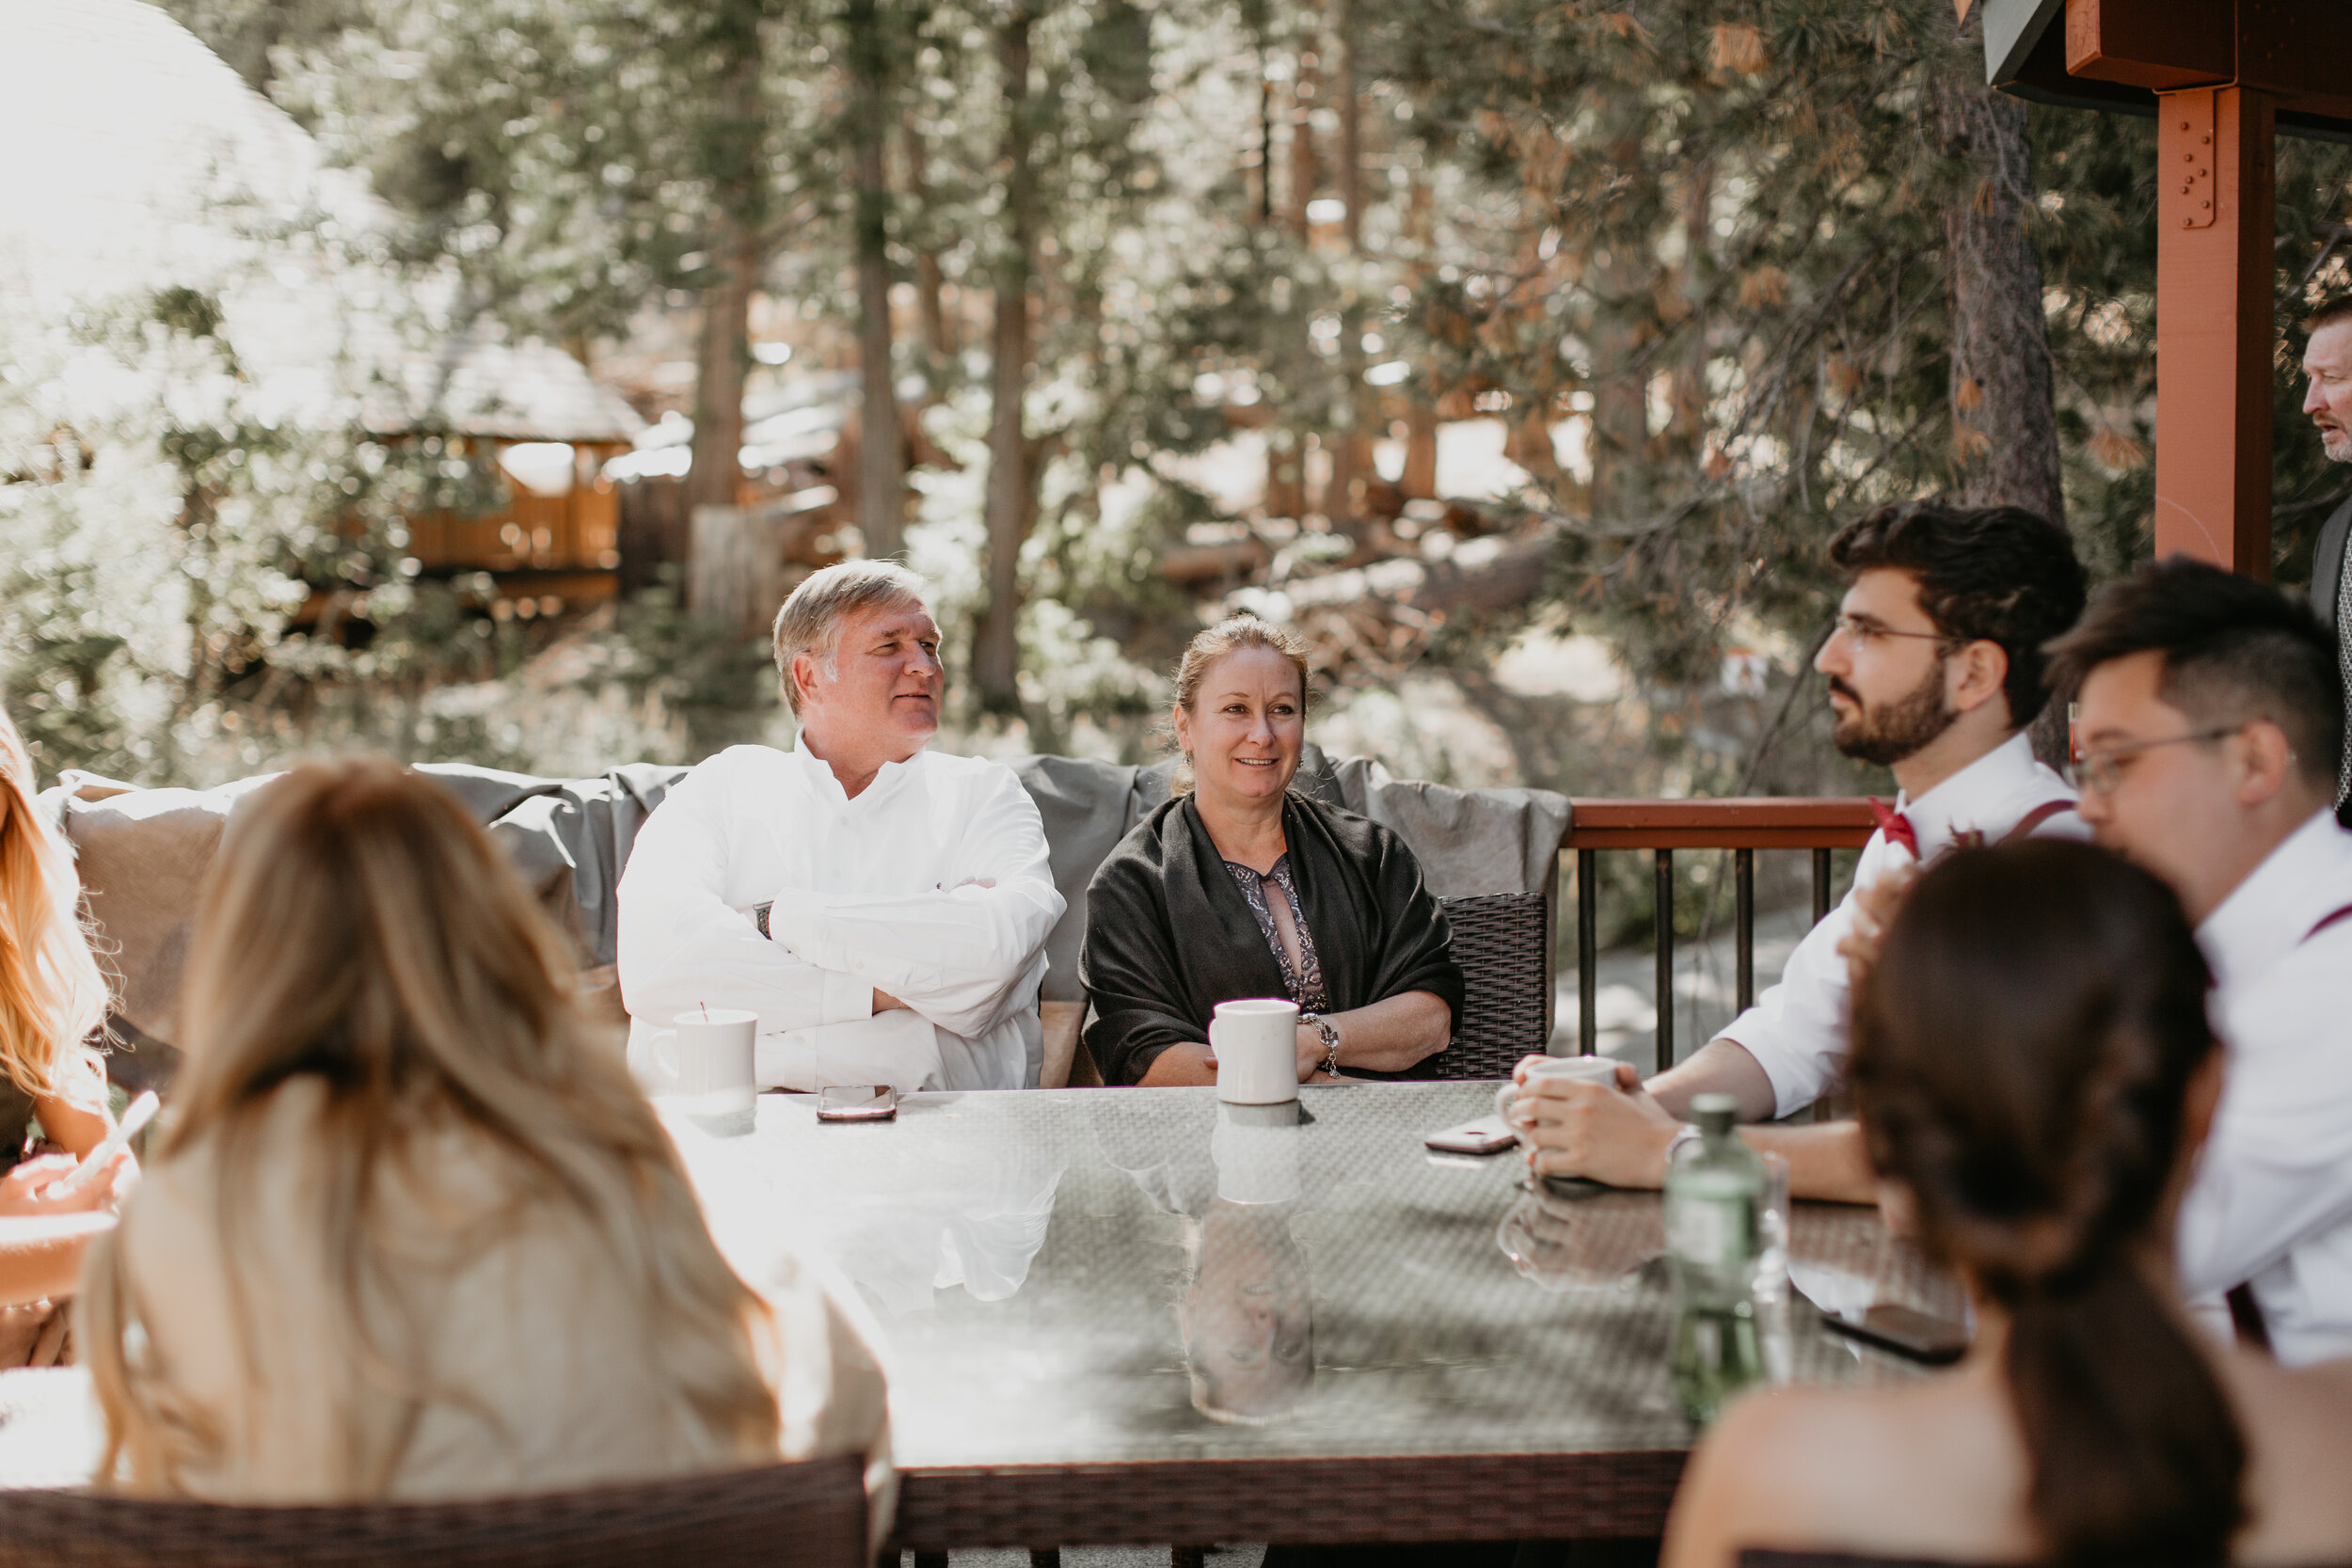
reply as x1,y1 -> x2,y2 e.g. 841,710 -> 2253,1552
618,562 -> 1065,1092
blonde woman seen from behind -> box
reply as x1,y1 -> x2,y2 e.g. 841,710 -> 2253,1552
78,758 -> 889,1518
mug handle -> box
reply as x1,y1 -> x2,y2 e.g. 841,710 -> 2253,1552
649,1028 -> 680,1085
1205,1016 -> 1228,1069
1495,1080 -> 1519,1120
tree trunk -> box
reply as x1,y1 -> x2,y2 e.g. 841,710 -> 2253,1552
904,110 -> 954,359
1277,525 -> 1556,617
1936,63 -> 2063,528
1400,171 -> 1438,499
1937,24 -> 2066,768
1326,0 -> 1368,547
848,0 -> 904,560
1586,129 -> 1650,528
1401,402 -> 1438,498
1265,431 -> 1307,518
1669,161 -> 1714,451
684,217 -> 755,548
1287,41 -> 1320,239
684,22 -> 762,562
972,9 -> 1037,713
1257,37 -> 1276,225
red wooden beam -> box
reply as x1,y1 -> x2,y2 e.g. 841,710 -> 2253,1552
2063,0 -> 2352,119
2152,85 -> 2275,575
2065,0 -> 2230,92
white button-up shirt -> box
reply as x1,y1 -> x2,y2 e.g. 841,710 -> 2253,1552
2181,808 -> 2352,1367
616,741 -> 1064,1092
1722,731 -> 2083,1117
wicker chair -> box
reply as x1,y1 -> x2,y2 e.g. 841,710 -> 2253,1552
0,1455 -> 868,1568
1740,1555 -> 2010,1568
1421,892 -> 1552,1080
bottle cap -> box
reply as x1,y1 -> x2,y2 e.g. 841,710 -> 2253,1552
1689,1093 -> 1739,1135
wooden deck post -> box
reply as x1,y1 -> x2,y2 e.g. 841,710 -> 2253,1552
2152,85 -> 2276,575
1988,0 -> 2352,577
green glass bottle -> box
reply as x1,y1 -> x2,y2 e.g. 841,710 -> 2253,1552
1665,1092 -> 1767,1423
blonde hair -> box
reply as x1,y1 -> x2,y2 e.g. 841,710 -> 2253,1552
1164,615 -> 1316,796
0,706 -> 109,1105
81,758 -> 778,1492
771,561 -> 930,715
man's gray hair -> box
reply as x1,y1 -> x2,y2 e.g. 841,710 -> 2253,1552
772,560 -> 932,715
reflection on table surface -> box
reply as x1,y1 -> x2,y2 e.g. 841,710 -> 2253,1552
676,1082 -> 1955,1472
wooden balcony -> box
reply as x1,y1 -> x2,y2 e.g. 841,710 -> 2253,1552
1565,798 -> 1878,1064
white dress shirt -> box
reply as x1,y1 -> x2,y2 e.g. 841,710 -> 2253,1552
1721,731 -> 2083,1117
2180,808 -> 2352,1367
616,741 -> 1064,1092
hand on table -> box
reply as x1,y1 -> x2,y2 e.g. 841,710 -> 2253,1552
1191,1034 -> 1337,1085
1836,862 -> 1915,996
0,1148 -> 135,1217
1294,1023 -> 1329,1084
1504,1055 -> 1682,1189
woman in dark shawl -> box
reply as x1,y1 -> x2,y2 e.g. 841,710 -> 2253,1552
1080,616 -> 1463,1086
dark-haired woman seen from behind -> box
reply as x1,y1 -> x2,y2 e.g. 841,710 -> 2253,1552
77,758 -> 888,1513
1080,615 -> 1461,1087
1663,840 -> 2352,1568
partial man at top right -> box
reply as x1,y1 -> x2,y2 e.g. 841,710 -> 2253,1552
2299,293 -> 2352,818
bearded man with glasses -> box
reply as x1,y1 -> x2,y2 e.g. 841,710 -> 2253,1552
1506,499 -> 2088,1196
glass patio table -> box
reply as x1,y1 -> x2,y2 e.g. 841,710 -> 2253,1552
679,1080 -> 1958,1552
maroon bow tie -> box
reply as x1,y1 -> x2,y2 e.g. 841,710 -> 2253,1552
1869,798 -> 1919,860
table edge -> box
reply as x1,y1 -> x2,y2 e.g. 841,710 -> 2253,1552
890,1447 -> 1691,1549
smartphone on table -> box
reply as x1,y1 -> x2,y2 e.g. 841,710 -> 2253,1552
1821,1303 -> 1970,1365
1423,1113 -> 1518,1157
816,1085 -> 898,1122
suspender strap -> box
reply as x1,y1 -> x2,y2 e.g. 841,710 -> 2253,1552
2306,903 -> 2352,944
2226,1282 -> 2273,1354
1996,800 -> 2073,845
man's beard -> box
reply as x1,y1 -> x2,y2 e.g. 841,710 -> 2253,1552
1830,660 -> 1957,768
2322,422 -> 2352,464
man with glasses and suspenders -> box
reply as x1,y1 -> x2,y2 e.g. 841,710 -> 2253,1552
1506,500 -> 2090,1197
2048,560 -> 2352,1366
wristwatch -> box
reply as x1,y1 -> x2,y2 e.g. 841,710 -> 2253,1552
1300,1011 -> 1343,1077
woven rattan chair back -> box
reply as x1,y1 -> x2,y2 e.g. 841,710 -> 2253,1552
1740,1555 -> 2022,1568
1419,892 -> 1549,1080
0,1455 -> 867,1568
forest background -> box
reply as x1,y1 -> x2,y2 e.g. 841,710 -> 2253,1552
6,0 -> 2352,951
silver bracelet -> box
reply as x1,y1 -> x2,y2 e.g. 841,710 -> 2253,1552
1301,1011 -> 1343,1077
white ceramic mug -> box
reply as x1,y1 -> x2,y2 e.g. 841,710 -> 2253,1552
1495,1053 -> 1620,1122
649,1007 -> 758,1134
1209,998 -> 1300,1105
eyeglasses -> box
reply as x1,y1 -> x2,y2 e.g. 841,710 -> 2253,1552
1830,614 -> 1961,650
2067,725 -> 2245,795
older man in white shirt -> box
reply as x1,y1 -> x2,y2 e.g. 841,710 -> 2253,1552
617,562 -> 1064,1092
1509,500 -> 2088,1196
2051,558 -> 2352,1366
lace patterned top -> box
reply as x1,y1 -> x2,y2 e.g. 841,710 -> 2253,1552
1221,854 -> 1329,1011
